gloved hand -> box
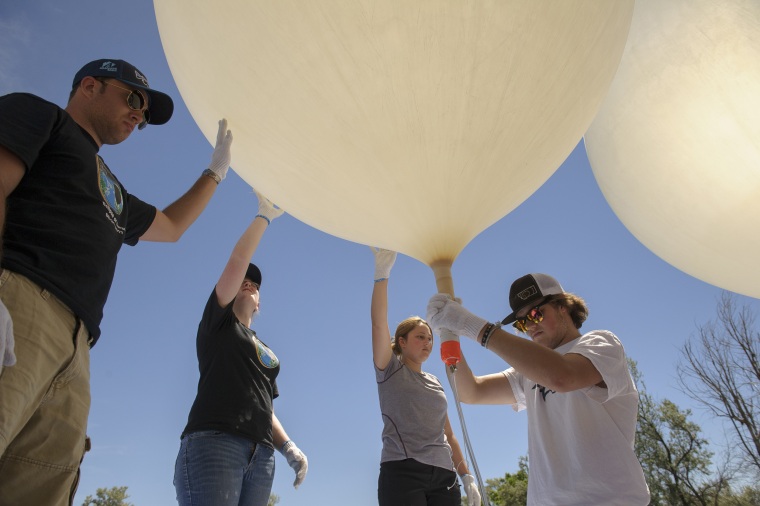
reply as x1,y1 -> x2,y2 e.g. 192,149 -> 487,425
206,119 -> 233,182
371,247 -> 397,282
440,298 -> 462,343
427,294 -> 487,341
279,440 -> 308,489
461,474 -> 481,506
0,299 -> 16,373
254,189 -> 284,224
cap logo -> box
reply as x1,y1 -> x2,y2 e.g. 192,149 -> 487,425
98,61 -> 118,73
133,70 -> 149,87
516,285 -> 538,301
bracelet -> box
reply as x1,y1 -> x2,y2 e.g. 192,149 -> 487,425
202,168 -> 221,184
480,323 -> 494,347
481,322 -> 500,348
255,214 -> 271,225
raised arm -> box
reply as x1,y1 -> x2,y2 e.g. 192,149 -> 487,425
428,295 -> 602,393
140,119 -> 232,242
215,190 -> 283,307
370,247 -> 397,370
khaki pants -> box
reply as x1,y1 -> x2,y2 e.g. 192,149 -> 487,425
0,269 -> 91,506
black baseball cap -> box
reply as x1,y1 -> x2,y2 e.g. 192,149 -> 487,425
500,273 -> 564,325
245,263 -> 262,287
72,59 -> 174,126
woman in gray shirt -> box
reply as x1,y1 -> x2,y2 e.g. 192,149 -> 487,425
370,248 -> 480,506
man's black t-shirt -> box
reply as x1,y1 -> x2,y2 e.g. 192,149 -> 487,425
0,93 -> 156,343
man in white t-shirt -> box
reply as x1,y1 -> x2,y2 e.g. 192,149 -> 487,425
427,273 -> 650,506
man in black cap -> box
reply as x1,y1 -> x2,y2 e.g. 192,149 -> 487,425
426,274 -> 650,505
0,59 -> 233,505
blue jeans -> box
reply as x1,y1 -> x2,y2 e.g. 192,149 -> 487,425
174,430 -> 275,506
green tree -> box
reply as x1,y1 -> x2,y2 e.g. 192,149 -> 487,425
718,483 -> 760,506
631,360 -> 728,505
480,455 -> 529,506
81,486 -> 133,506
678,292 -> 760,477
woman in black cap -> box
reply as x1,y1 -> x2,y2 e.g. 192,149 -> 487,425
174,191 -> 307,506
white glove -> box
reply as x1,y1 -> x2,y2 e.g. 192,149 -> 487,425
461,474 -> 481,506
426,294 -> 487,340
370,247 -> 396,281
206,119 -> 233,182
254,189 -> 284,224
279,440 -> 308,489
0,299 -> 16,373
440,297 -> 463,344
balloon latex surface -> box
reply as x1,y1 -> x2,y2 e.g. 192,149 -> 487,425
585,0 -> 760,298
156,1 -> 633,266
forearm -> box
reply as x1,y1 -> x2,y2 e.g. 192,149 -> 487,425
0,197 -> 5,260
0,145 -> 27,258
162,174 -> 218,235
271,413 -> 290,450
215,215 -> 269,303
228,216 -> 268,268
447,354 -> 479,402
371,279 -> 392,368
450,437 -> 470,476
444,416 -> 470,476
482,327 -> 580,391
143,174 -> 218,242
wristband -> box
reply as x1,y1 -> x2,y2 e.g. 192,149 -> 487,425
281,440 -> 294,453
481,322 -> 500,348
255,214 -> 271,225
202,168 -> 221,184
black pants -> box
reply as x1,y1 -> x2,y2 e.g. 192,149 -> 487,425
378,458 -> 461,506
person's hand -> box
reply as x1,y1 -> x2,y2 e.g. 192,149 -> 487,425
426,294 -> 487,340
206,119 -> 233,182
440,298 -> 463,343
279,440 -> 308,489
254,189 -> 284,224
0,299 -> 16,373
461,474 -> 481,506
370,247 -> 397,282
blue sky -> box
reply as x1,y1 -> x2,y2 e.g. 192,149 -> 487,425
2,1 -> 757,505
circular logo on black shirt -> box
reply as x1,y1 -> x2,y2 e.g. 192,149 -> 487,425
97,156 -> 124,215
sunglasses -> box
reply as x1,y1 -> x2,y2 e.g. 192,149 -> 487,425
512,300 -> 554,333
98,79 -> 150,130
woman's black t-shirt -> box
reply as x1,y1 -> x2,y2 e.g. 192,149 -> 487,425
181,290 -> 280,447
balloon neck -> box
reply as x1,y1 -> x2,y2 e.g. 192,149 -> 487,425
430,259 -> 455,297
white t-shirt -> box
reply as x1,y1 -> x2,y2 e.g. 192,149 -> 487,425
504,330 -> 650,505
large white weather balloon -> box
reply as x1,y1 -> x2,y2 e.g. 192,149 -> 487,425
155,1 -> 633,291
586,0 -> 760,298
